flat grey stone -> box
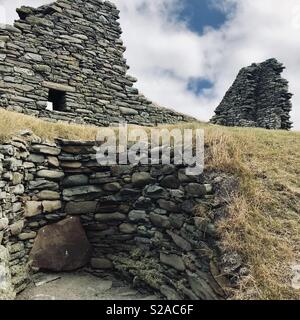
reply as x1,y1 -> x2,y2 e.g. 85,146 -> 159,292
37,170 -> 64,180
132,172 -> 152,188
149,213 -> 170,229
128,210 -> 148,223
160,253 -> 185,272
95,212 -> 126,222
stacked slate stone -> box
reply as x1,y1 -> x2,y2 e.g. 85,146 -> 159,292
0,132 -> 243,300
0,0 -> 193,126
0,136 -> 32,297
211,58 -> 293,130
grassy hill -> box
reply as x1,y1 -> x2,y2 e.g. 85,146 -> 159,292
1,109 -> 299,300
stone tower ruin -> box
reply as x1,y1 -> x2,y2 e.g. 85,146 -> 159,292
211,58 -> 293,130
0,0 -> 193,126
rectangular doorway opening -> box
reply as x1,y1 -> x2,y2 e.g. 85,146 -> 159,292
47,89 -> 67,112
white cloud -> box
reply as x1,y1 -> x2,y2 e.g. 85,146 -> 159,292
115,0 -> 300,130
0,0 -> 49,23
1,0 -> 299,130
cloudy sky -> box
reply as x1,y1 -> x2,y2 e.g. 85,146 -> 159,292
0,0 -> 299,130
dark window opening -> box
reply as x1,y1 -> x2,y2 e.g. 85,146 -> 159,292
48,89 -> 67,112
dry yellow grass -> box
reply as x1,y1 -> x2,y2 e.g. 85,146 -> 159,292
0,109 -> 299,300
0,109 -> 100,142
205,126 -> 300,300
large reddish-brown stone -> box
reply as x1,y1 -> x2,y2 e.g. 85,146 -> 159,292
29,216 -> 91,272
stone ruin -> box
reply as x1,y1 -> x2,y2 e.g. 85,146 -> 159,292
211,58 -> 293,130
0,132 -> 239,300
0,0 -> 194,126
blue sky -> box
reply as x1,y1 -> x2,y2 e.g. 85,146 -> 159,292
1,0 -> 300,129
176,0 -> 231,96
177,0 -> 229,34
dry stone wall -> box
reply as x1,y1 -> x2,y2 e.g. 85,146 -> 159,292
0,0 -> 193,126
211,58 -> 293,130
0,135 -> 31,297
0,132 -> 237,300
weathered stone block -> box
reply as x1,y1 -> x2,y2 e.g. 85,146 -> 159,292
37,170 -> 64,180
24,53 -> 43,62
31,145 -> 61,156
10,221 -> 24,236
29,217 -> 91,272
18,231 -> 37,240
28,180 -> 59,191
63,185 -> 103,201
132,172 -> 152,188
95,212 -> 126,222
12,173 -> 23,185
47,156 -> 59,168
160,253 -> 185,272
187,271 -> 220,300
119,107 -> 138,116
157,199 -> 180,212
149,213 -> 170,229
103,182 -> 121,192
42,81 -> 76,92
167,230 -> 192,251
36,190 -> 60,200
42,201 -> 62,213
185,183 -> 210,197
160,175 -> 180,189
25,201 -> 43,217
62,175 -> 89,187
128,210 -> 148,223
144,185 -> 167,199
119,223 -> 137,234
65,201 -> 97,215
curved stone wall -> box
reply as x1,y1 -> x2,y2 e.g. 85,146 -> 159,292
0,132 -> 235,300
